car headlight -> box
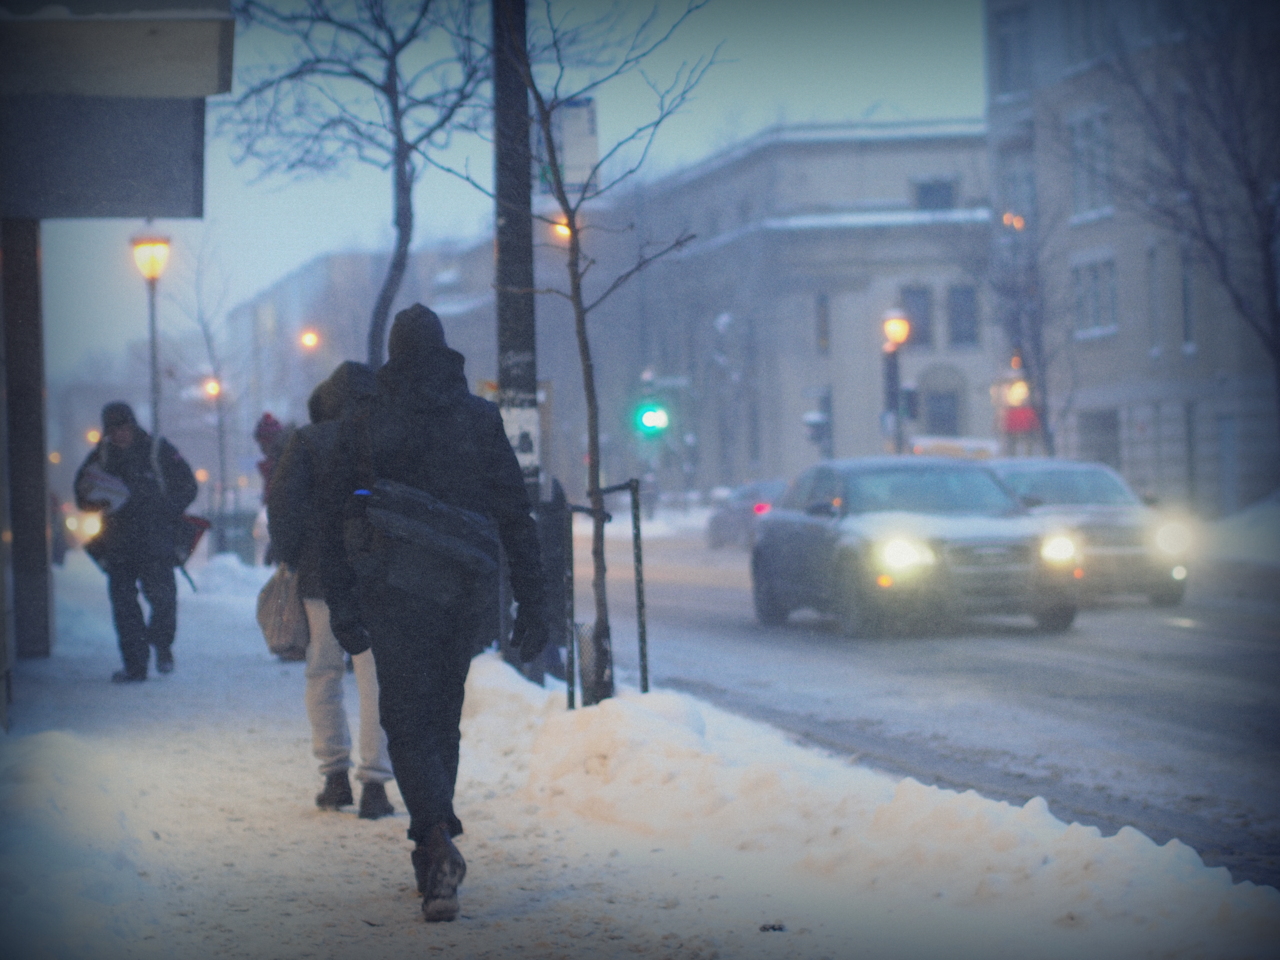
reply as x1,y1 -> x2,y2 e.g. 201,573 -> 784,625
1040,533 -> 1077,564
1154,521 -> 1192,557
877,537 -> 936,571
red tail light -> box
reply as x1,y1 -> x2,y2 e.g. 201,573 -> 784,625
753,502 -> 771,515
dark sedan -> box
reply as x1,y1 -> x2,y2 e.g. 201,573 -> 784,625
988,458 -> 1193,606
706,479 -> 788,549
751,457 -> 1082,635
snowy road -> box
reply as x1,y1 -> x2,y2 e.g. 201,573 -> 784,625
585,531 -> 1280,888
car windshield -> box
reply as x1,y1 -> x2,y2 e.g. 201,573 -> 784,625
997,465 -> 1139,506
840,466 -> 1018,515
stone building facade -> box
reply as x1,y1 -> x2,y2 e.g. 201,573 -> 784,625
590,120 -> 1003,493
985,0 -> 1279,515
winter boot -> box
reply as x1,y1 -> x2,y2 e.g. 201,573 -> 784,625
155,649 -> 174,674
358,781 -> 394,820
315,771 -> 353,810
111,669 -> 146,683
413,823 -> 466,922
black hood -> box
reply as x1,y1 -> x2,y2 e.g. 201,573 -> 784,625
380,304 -> 469,406
308,360 -> 376,424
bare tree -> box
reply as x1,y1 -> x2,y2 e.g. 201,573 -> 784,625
167,237 -> 236,546
224,0 -> 488,365
986,209 -> 1080,456
1102,1 -> 1280,441
441,1 -> 713,703
523,4 -> 713,704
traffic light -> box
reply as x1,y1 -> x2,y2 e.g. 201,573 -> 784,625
633,399 -> 671,437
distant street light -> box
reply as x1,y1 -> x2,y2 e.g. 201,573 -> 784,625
85,428 -> 101,445
1004,378 -> 1030,407
199,373 -> 230,551
882,310 -> 912,454
131,232 -> 171,436
883,312 -> 911,349
299,328 -> 321,351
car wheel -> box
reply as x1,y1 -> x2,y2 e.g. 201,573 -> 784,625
1034,603 -> 1077,633
1149,580 -> 1186,607
752,561 -> 789,626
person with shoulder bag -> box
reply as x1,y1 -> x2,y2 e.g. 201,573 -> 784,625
74,402 -> 197,682
318,305 -> 547,923
268,362 -> 395,819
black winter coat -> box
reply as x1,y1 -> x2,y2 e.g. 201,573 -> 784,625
73,432 -> 198,563
268,421 -> 341,599
319,340 -> 543,633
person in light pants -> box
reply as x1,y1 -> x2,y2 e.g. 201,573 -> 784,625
270,362 -> 395,818
303,598 -> 393,810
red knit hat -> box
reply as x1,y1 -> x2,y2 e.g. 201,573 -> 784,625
254,412 -> 283,444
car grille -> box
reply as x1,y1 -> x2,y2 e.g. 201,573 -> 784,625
1080,524 -> 1145,549
945,542 -> 1033,568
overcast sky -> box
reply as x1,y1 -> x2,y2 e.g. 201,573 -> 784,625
41,0 -> 984,382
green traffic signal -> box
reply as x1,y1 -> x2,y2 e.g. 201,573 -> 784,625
634,400 -> 671,436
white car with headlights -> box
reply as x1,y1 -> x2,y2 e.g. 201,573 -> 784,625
988,458 -> 1193,606
751,458 -> 1083,635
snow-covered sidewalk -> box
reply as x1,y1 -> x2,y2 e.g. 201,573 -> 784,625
1,551 -> 1277,960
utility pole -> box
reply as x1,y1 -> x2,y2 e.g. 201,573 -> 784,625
493,0 -> 544,677
493,0 -> 539,504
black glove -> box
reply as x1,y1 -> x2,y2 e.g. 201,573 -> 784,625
330,609 -> 372,656
511,602 -> 550,663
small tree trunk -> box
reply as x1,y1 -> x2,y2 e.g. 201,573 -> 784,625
368,138 -> 415,366
567,224 -> 614,705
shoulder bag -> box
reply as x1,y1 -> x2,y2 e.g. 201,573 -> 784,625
256,564 -> 310,661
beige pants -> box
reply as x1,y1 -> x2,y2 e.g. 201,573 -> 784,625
303,598 -> 393,783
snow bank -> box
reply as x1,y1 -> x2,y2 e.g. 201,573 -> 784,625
573,504 -> 713,540
515,667 -> 1279,958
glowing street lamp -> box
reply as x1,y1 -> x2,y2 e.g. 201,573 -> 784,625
882,310 -> 912,454
202,377 -> 222,399
1004,378 -> 1030,408
131,232 -> 171,435
299,328 -> 321,351
883,312 -> 911,349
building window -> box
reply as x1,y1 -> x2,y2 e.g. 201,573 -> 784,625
992,5 -> 1031,95
901,285 -> 934,347
1078,408 -> 1121,468
915,180 -> 956,211
998,150 -> 1037,221
1072,259 -> 1116,335
924,391 -> 961,437
1070,113 -> 1112,215
947,285 -> 979,346
815,293 -> 830,355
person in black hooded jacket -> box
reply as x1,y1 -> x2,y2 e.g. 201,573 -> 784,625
74,401 -> 198,682
318,304 -> 548,923
269,361 -> 395,820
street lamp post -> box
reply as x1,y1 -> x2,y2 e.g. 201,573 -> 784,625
131,234 -> 171,436
882,310 -> 912,454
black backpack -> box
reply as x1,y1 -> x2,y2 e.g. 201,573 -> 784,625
342,411 -> 499,608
